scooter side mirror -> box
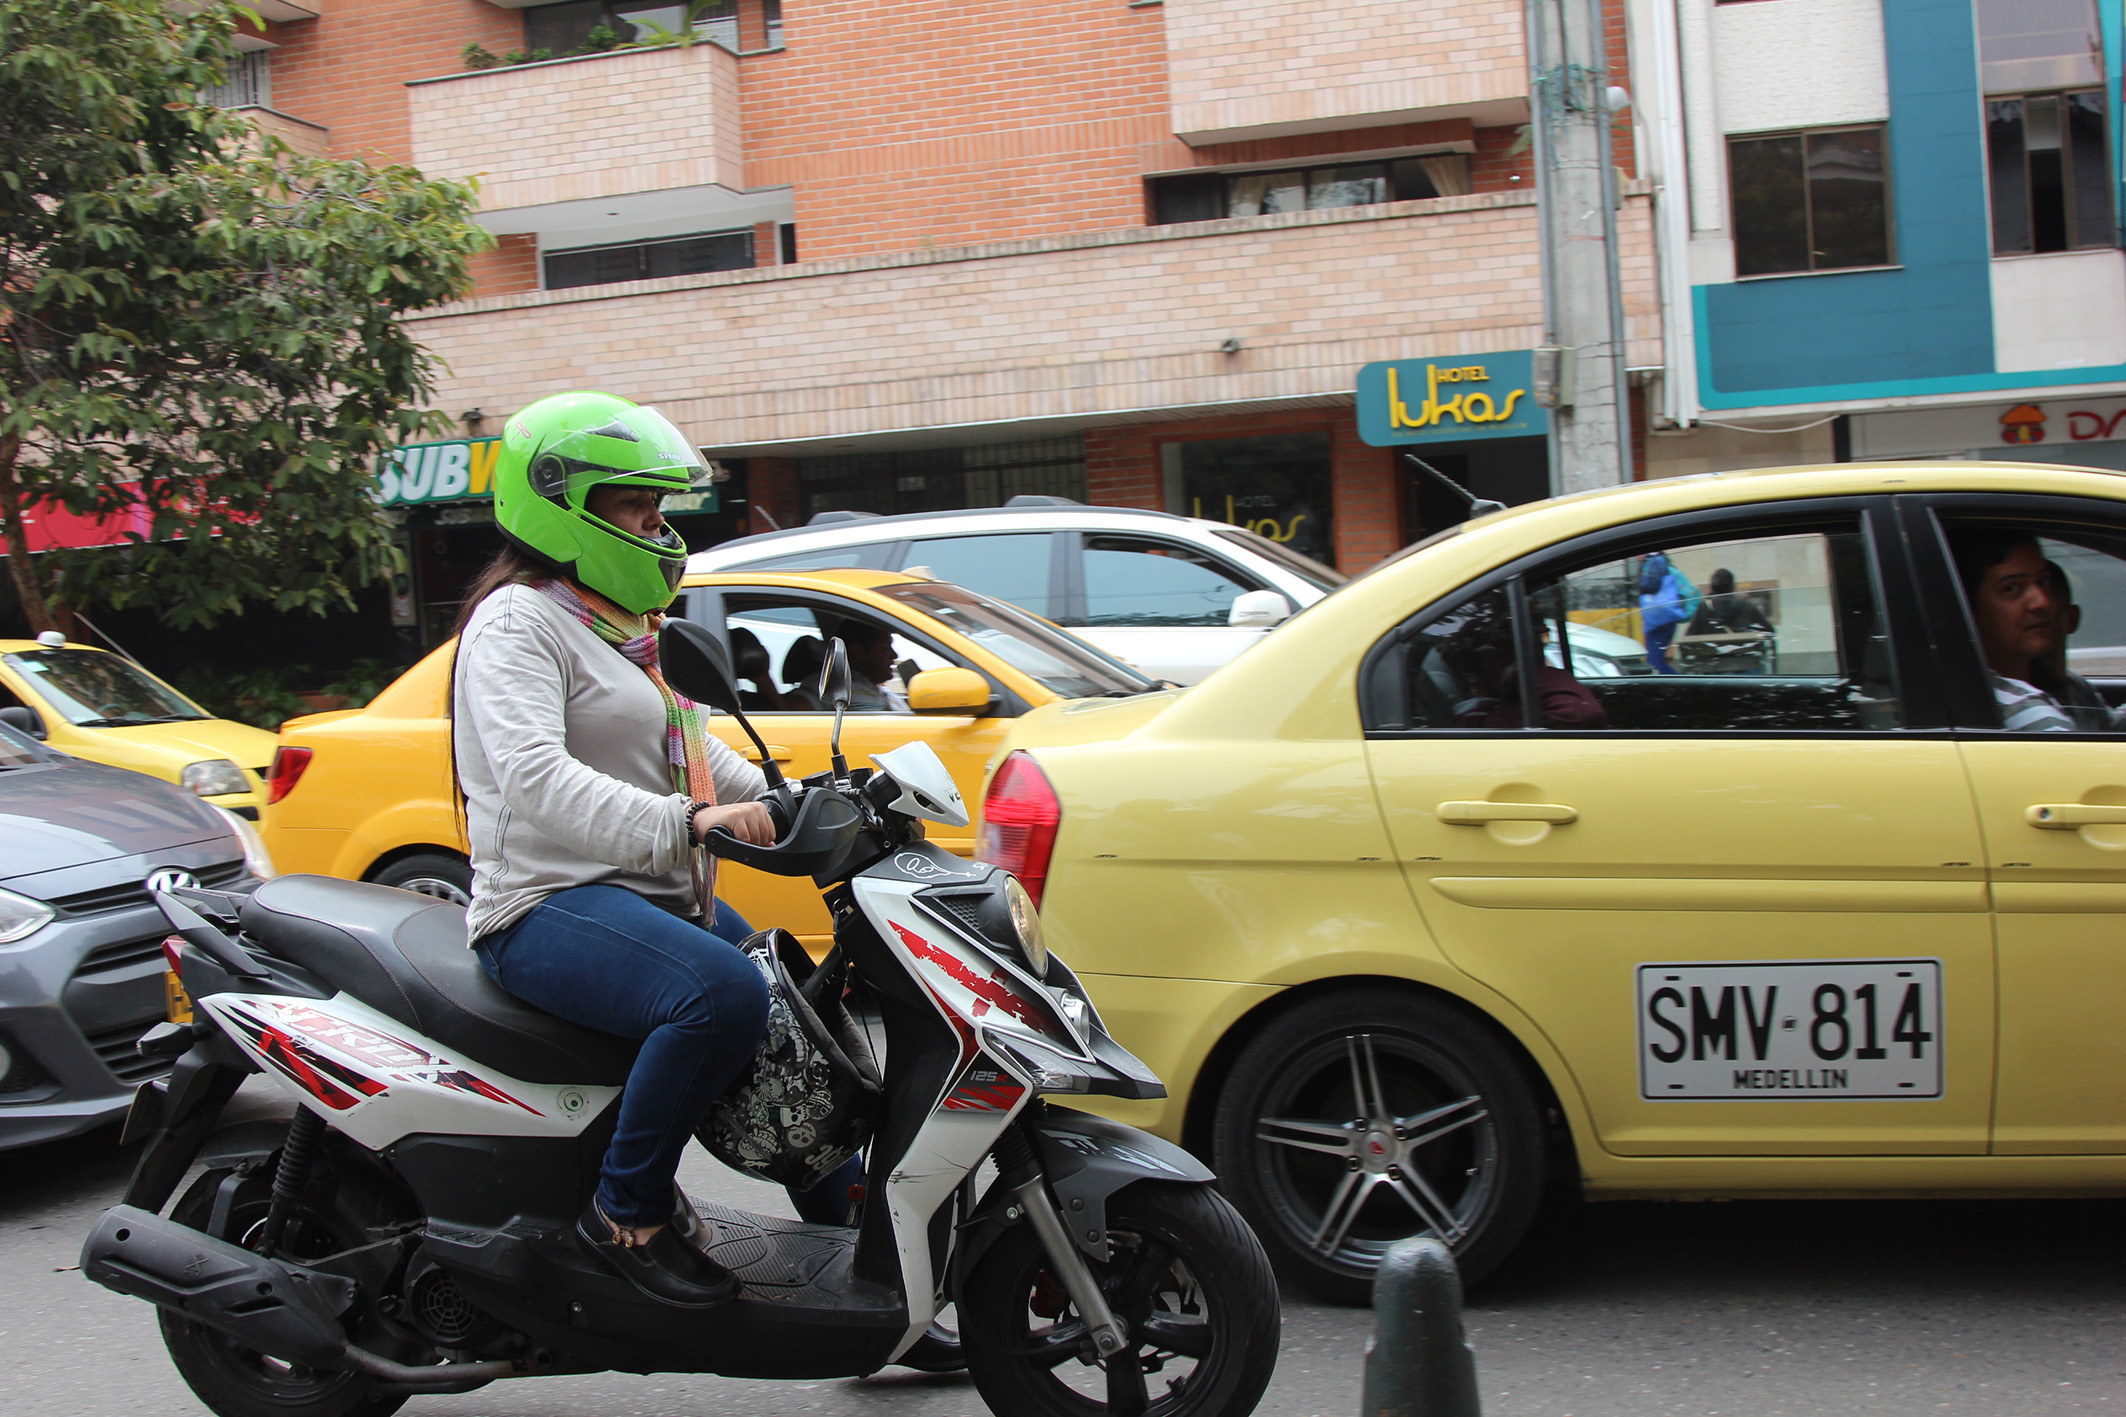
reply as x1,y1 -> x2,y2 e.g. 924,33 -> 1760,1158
818,639 -> 854,712
660,619 -> 791,799
820,638 -> 853,782
658,619 -> 743,716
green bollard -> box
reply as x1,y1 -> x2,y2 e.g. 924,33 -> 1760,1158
1360,1237 -> 1481,1417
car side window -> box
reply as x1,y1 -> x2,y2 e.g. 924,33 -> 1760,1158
1526,528 -> 1900,731
901,534 -> 1055,618
1077,536 -> 1264,627
720,596 -> 951,714
1937,516 -> 2126,734
1377,525 -> 1902,734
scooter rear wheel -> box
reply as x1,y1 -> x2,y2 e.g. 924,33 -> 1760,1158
159,1161 -> 412,1417
961,1182 -> 1279,1417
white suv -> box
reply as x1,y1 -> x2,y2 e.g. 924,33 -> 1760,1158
686,498 -> 1345,684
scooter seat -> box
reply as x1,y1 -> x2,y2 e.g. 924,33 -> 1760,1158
239,875 -> 639,1086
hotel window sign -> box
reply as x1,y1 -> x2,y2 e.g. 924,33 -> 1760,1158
1355,351 -> 1549,446
374,436 -> 717,512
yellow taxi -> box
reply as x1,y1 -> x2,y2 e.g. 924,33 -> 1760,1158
978,462 -> 2126,1298
0,637 -> 279,817
260,569 -> 1156,944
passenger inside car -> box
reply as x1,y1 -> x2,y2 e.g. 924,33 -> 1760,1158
826,618 -> 913,713
1950,529 -> 2110,732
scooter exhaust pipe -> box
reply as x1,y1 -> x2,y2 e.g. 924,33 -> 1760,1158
82,1206 -> 353,1367
82,1206 -> 532,1388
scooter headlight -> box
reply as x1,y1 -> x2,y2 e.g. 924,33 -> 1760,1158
1004,875 -> 1047,979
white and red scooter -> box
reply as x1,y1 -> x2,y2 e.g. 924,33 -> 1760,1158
82,624 -> 1279,1417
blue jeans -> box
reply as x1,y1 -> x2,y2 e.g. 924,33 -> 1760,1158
477,888 -> 862,1227
1644,621 -> 1679,675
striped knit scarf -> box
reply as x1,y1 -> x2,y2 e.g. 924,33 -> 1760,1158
534,578 -> 715,910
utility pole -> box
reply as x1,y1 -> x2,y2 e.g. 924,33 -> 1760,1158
1527,0 -> 1632,493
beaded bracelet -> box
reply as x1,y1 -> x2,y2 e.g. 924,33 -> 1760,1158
684,799 -> 715,839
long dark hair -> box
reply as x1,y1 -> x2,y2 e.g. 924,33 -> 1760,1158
452,542 -> 551,638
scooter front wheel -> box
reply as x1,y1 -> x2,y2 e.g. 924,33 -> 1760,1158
962,1182 -> 1280,1417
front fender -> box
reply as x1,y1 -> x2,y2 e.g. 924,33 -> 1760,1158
950,1105 -> 1216,1297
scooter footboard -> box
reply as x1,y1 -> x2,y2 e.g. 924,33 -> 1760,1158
81,1205 -> 353,1367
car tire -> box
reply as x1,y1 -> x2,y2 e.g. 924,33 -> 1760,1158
370,853 -> 473,907
1211,989 -> 1547,1303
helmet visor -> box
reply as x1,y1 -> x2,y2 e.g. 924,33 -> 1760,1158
528,404 -> 714,501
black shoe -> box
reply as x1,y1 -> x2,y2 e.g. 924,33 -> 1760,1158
575,1197 -> 740,1308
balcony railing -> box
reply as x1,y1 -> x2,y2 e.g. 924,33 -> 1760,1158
407,42 -> 742,214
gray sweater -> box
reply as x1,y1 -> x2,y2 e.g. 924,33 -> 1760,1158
452,584 -> 765,941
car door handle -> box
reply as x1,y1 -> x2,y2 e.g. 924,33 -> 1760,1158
1437,801 -> 1579,826
2025,803 -> 2126,829
742,744 -> 793,764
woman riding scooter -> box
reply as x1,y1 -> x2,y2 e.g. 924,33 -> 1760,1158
452,390 -> 855,1309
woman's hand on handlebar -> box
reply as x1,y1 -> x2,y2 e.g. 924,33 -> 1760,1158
693,801 -> 776,847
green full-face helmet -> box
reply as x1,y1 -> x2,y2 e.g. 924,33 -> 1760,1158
491,392 -> 712,614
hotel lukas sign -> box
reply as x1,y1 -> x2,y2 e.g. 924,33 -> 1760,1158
1355,351 -> 1549,446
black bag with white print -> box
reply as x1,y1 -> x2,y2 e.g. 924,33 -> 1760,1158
698,929 -> 883,1194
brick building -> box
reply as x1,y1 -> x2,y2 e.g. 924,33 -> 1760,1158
224,0 -> 1662,641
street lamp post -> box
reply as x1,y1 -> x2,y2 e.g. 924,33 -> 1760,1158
1528,0 -> 1632,493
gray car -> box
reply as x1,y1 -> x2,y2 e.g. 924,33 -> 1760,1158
0,722 -> 266,1149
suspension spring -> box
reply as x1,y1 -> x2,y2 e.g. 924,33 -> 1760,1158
258,1107 -> 326,1257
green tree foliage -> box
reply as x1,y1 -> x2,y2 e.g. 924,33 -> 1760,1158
0,0 -> 492,633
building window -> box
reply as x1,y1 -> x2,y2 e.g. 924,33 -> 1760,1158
1976,0 -> 2111,255
543,230 -> 754,290
1165,433 -> 1336,567
525,1 -> 740,56
1148,156 -> 1473,226
1989,91 -> 2114,254
1728,127 -> 1891,277
200,49 -> 269,108
797,439 -> 1087,519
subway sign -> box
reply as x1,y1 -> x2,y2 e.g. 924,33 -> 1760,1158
375,436 -> 715,513
376,437 -> 501,506
1355,351 -> 1548,446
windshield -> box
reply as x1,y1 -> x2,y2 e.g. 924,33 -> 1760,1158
1212,526 -> 1346,590
877,582 -> 1159,699
4,649 -> 209,727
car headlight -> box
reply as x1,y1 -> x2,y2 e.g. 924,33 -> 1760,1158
213,806 -> 277,881
181,759 -> 250,798
1004,874 -> 1047,979
0,888 -> 55,944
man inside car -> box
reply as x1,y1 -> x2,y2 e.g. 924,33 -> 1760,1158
1952,529 -> 2117,732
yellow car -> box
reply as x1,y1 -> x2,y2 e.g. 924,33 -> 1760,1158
0,638 -> 279,817
980,461 -> 2126,1297
260,569 -> 1157,944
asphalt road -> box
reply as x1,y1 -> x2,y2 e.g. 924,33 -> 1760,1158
6,1079 -> 2124,1417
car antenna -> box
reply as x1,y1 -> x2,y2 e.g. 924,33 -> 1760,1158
1403,453 -> 1509,519
69,609 -> 149,667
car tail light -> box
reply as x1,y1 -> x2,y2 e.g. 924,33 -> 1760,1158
265,746 -> 313,805
979,751 -> 1062,908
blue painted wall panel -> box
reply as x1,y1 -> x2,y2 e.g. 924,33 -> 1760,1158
1698,0 -> 1996,401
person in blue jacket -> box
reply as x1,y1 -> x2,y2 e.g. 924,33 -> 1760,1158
1638,551 -> 1697,675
